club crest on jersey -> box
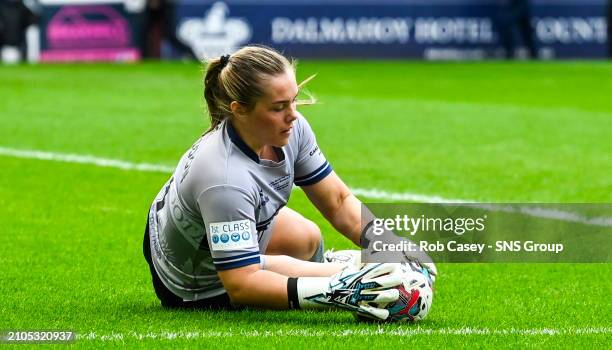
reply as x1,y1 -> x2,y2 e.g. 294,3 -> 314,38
209,220 -> 255,251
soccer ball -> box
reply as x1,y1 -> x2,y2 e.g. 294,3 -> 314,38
356,264 -> 434,323
382,268 -> 433,322
325,250 -> 435,322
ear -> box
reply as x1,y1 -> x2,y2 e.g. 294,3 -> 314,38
230,101 -> 248,119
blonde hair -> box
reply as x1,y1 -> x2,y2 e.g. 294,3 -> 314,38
203,45 -> 315,134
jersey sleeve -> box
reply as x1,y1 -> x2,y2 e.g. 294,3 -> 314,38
293,116 -> 333,186
196,185 -> 260,271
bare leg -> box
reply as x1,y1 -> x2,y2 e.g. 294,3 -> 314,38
265,207 -> 322,261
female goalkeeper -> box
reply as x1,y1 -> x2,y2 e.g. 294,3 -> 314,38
142,45 -> 404,320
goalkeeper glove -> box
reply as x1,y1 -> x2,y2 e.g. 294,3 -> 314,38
288,263 -> 402,320
325,249 -> 437,288
402,260 -> 437,287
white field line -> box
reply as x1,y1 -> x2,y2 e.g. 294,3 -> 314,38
76,327 -> 611,341
0,146 -> 610,227
352,189 -> 612,227
0,147 -> 175,173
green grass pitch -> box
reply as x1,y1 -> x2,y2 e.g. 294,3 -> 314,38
0,61 -> 610,348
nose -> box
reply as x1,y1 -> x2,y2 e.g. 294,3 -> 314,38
286,102 -> 298,123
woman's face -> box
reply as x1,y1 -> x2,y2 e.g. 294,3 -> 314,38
239,69 -> 299,148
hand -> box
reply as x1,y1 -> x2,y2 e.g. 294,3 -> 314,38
324,250 -> 437,287
323,249 -> 361,268
403,260 -> 437,287
304,263 -> 403,320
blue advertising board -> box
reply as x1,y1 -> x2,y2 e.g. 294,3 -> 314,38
173,0 -> 608,59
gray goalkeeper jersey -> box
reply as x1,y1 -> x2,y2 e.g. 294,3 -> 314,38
147,114 -> 332,301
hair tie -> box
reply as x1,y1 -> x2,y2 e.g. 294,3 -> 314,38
219,54 -> 230,68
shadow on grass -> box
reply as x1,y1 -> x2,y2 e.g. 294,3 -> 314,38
114,300 -> 441,329
124,302 -> 355,326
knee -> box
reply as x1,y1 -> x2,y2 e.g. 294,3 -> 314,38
265,212 -> 323,260
302,220 -> 322,259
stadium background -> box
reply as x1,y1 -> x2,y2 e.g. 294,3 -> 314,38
1,0 -> 611,348
1,0 -> 610,62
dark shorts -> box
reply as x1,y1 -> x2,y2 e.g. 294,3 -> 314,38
142,220 -> 235,310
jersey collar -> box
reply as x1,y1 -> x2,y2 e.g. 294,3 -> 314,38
226,120 -> 261,163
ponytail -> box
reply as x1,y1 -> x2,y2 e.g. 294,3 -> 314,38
203,57 -> 230,135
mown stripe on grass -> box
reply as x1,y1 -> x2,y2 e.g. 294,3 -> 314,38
76,327 -> 611,341
1,146 -> 610,227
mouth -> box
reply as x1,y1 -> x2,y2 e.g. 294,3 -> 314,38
281,127 -> 292,135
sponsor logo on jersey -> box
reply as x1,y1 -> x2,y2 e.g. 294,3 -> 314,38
309,145 -> 320,156
220,233 -> 229,243
210,220 -> 250,234
209,219 -> 256,251
270,174 -> 291,191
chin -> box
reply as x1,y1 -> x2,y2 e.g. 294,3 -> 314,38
273,133 -> 291,147
275,139 -> 290,147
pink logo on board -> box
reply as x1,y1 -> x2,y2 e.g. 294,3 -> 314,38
41,5 -> 139,62
47,6 -> 130,49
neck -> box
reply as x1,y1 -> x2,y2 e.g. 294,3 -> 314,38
230,120 -> 265,156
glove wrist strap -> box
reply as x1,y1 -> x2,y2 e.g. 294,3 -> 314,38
290,277 -> 332,309
287,277 -> 300,309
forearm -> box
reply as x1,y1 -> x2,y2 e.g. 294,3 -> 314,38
327,193 -> 362,246
222,262 -> 402,321
263,254 -> 345,277
235,269 -> 339,311
303,173 -> 364,246
220,260 -> 344,309
232,267 -> 354,311
228,269 -> 289,309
